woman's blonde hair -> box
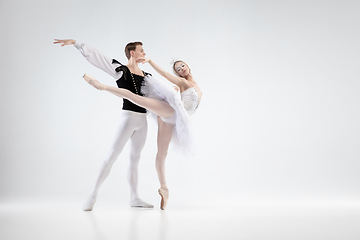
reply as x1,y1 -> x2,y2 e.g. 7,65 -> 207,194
172,60 -> 190,76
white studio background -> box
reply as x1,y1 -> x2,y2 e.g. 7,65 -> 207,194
1,0 -> 360,207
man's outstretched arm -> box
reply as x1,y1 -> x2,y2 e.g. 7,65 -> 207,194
54,39 -> 123,79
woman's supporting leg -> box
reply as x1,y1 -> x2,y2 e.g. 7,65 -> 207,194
83,74 -> 174,119
156,117 -> 173,187
156,117 -> 173,210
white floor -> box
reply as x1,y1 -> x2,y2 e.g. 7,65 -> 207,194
1,199 -> 360,240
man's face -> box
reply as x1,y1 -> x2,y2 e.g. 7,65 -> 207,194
131,45 -> 146,60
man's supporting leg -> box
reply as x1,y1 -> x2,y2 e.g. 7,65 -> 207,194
83,112 -> 140,211
128,115 -> 153,208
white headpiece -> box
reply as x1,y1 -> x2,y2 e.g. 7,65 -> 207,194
170,57 -> 179,66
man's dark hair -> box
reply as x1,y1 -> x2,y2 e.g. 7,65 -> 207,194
125,41 -> 143,60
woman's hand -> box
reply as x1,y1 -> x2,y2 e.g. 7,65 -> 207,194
53,39 -> 76,46
140,58 -> 151,64
173,85 -> 180,92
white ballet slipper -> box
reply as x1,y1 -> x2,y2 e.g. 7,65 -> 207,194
83,195 -> 96,211
130,199 -> 154,208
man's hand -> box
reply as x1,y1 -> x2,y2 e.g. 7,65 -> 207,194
53,39 -> 76,46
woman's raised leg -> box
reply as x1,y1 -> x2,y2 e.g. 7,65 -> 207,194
83,74 -> 174,119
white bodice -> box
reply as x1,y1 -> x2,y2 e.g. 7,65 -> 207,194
181,88 -> 200,116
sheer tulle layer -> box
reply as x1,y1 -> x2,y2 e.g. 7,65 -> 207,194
141,75 -> 193,153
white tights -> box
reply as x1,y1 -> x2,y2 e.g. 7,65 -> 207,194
104,86 -> 175,189
89,111 -> 147,202
88,78 -> 175,190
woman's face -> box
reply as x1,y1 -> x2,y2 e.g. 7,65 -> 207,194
174,61 -> 190,77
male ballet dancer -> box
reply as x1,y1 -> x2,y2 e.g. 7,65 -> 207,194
54,39 -> 153,210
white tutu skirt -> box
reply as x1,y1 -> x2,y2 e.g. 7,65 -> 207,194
141,75 -> 193,153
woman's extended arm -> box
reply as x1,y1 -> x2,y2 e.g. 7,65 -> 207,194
143,58 -> 184,87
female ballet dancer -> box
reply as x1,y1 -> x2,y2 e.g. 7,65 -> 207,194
83,59 -> 201,210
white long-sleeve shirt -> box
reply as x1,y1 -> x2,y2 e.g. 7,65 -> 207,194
74,41 -> 124,79
74,41 -> 148,113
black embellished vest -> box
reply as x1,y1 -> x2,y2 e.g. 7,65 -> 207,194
112,59 -> 151,113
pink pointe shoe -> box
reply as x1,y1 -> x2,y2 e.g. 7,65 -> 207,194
83,73 -> 106,90
158,188 -> 169,210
